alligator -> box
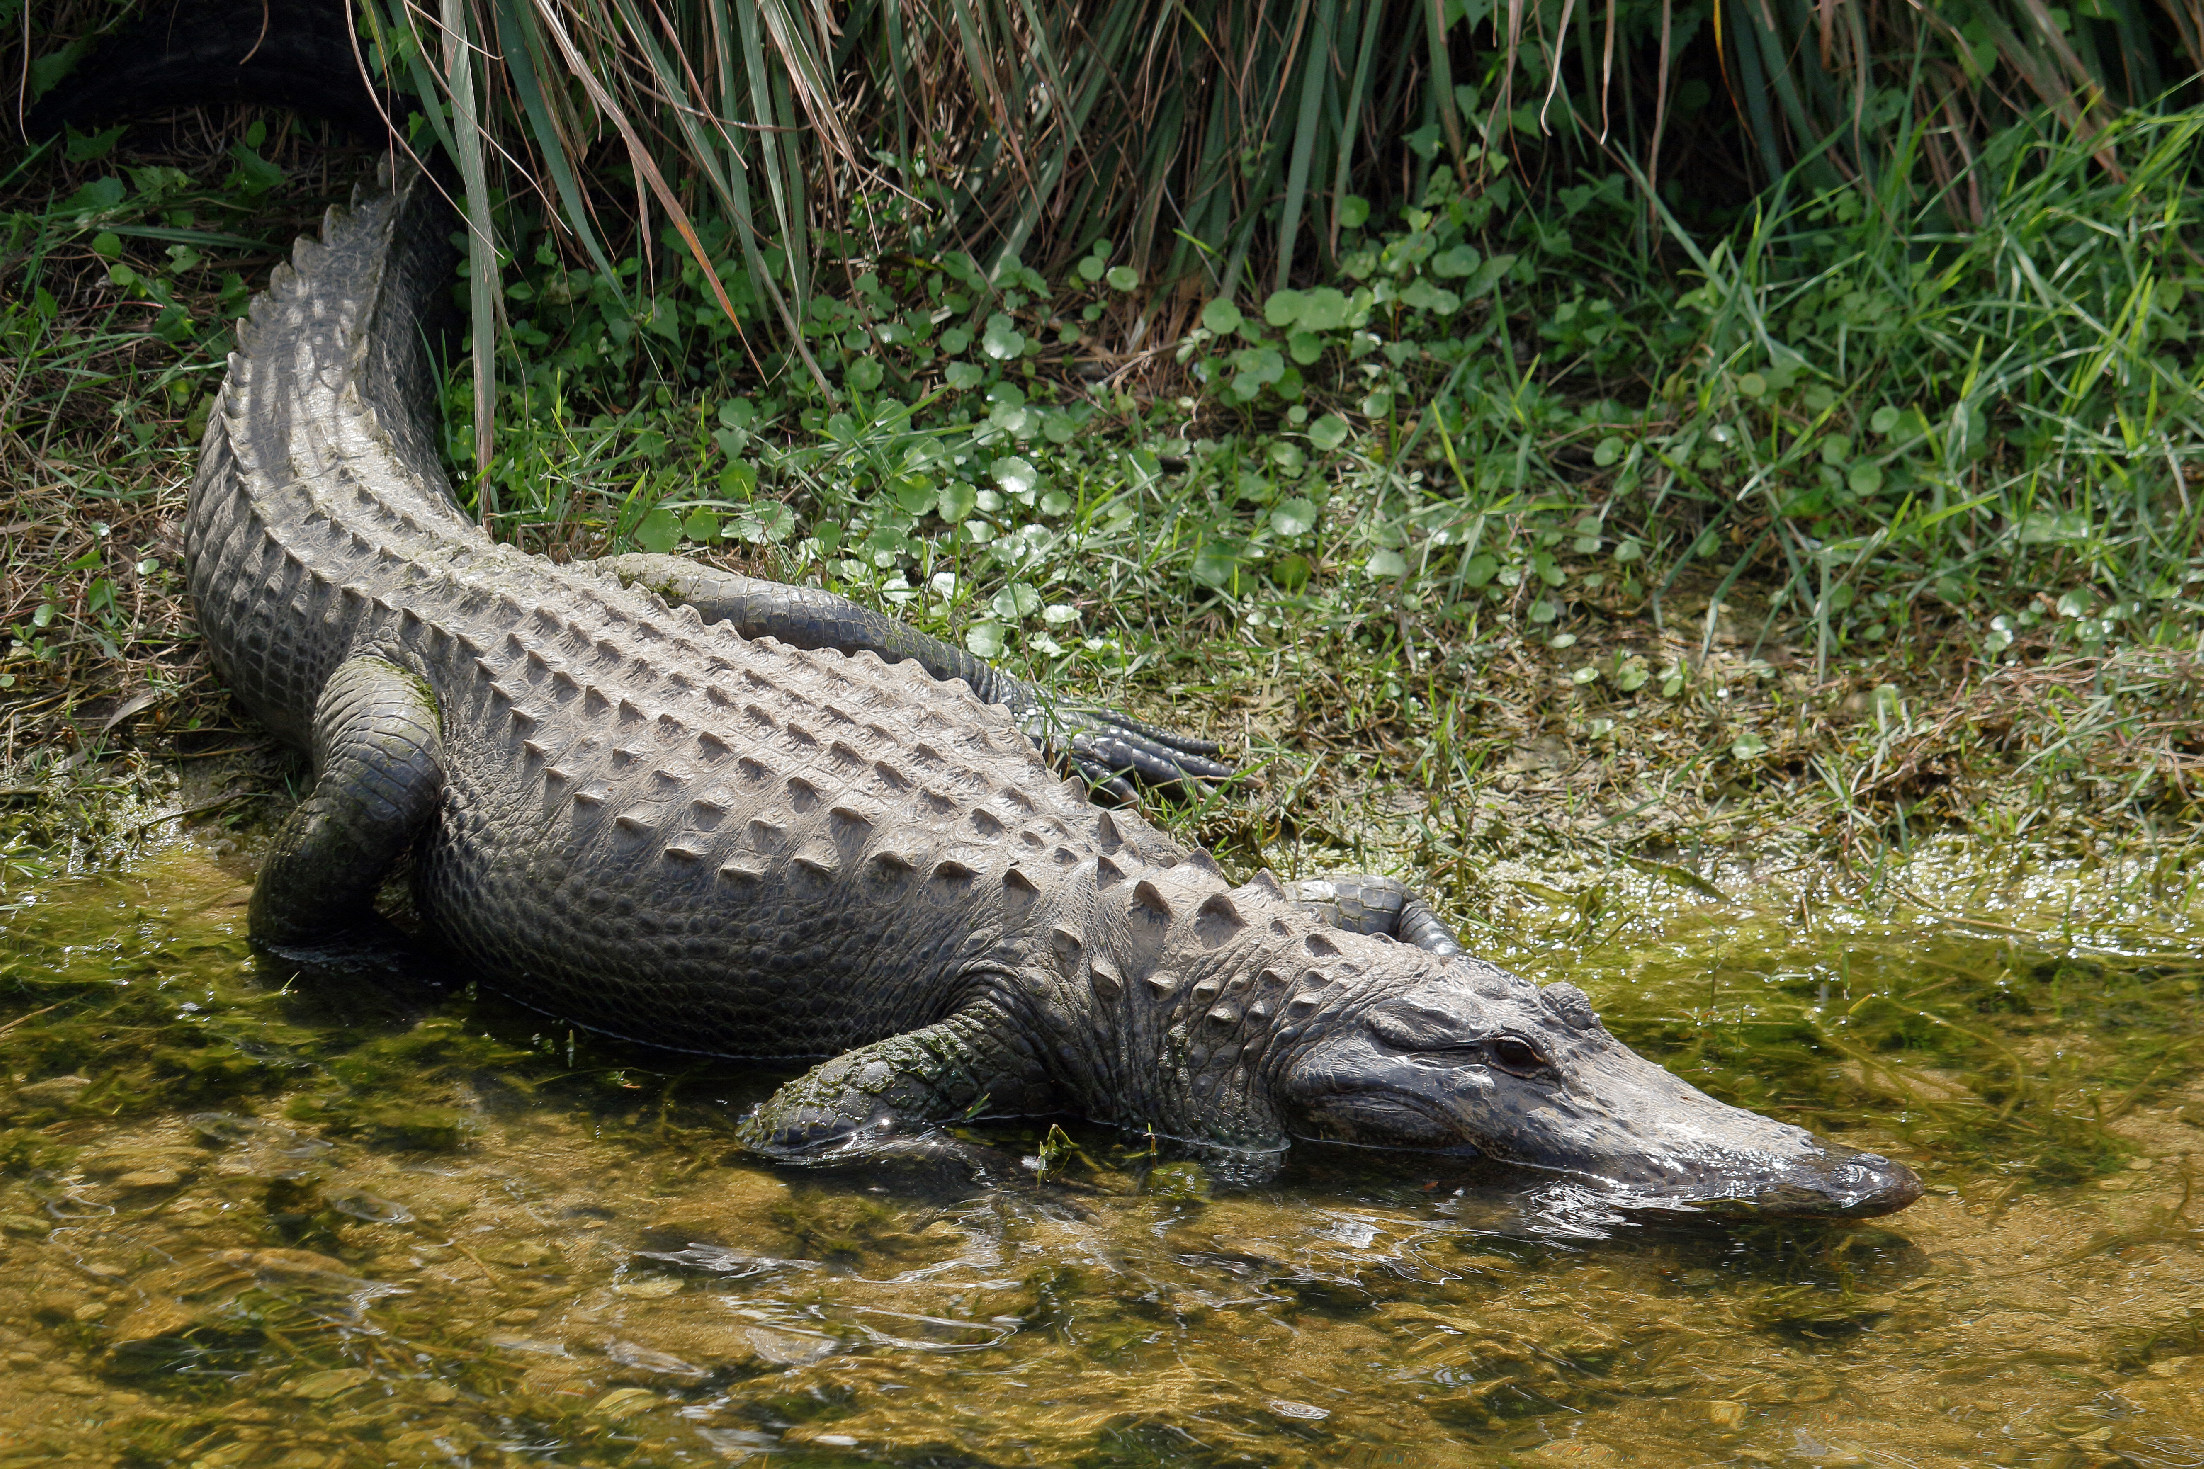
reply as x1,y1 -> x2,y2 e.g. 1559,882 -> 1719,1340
157,155 -> 1921,1217
40,3 -> 1921,1211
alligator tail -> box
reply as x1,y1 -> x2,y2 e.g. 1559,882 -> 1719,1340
184,160 -> 466,742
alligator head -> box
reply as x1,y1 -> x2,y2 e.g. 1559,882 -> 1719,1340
1272,959 -> 1921,1217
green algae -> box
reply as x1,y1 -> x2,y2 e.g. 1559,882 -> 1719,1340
0,837 -> 2197,1467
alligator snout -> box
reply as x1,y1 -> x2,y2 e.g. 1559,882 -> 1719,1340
1735,1139 -> 1923,1217
1579,1111 -> 1924,1217
1276,964 -> 1923,1218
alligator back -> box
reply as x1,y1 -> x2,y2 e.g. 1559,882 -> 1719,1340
187,168 -> 1163,1058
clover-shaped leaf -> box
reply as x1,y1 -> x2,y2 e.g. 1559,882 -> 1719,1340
1270,497 -> 1318,536
981,314 -> 1025,360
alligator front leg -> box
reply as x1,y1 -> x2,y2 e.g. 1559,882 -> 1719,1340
737,1002 -> 1053,1165
602,553 -> 1234,801
249,655 -> 443,958
1282,875 -> 1465,958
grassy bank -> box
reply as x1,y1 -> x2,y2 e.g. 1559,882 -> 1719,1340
2,101 -> 2202,918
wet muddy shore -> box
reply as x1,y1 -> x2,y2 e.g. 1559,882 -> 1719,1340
0,837 -> 2198,1467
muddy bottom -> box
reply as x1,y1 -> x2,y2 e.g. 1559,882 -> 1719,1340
0,837 -> 2198,1468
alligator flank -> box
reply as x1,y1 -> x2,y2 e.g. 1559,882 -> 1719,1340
188,165 -> 1919,1217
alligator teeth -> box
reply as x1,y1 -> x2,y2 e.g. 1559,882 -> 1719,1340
1088,958 -> 1123,999
1003,867 -> 1039,896
521,739 -> 551,760
1094,854 -> 1127,889
716,862 -> 762,884
572,786 -> 608,806
869,850 -> 919,875
613,812 -> 653,834
1130,881 -> 1172,919
791,849 -> 837,877
663,844 -> 705,862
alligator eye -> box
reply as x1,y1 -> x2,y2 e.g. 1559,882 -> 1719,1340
1488,1035 -> 1545,1072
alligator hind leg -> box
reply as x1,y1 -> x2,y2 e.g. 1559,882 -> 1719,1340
601,552 -> 1233,799
1282,875 -> 1465,958
249,655 -> 444,956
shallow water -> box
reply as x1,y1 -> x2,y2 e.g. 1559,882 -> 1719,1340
0,837 -> 2199,1468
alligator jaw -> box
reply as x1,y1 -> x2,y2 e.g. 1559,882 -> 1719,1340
1555,1135 -> 1925,1220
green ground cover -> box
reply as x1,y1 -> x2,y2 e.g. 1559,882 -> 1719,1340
1,88 -> 2201,903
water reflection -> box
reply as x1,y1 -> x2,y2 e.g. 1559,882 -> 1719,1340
0,838 -> 2195,1466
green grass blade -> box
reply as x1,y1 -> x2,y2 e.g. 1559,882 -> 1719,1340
1276,0 -> 1339,292
439,0 -> 498,499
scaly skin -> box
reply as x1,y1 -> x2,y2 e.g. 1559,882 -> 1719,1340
188,163 -> 1922,1215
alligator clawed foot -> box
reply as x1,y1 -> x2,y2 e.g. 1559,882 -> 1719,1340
1035,710 -> 1237,804
741,1108 -> 1018,1184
